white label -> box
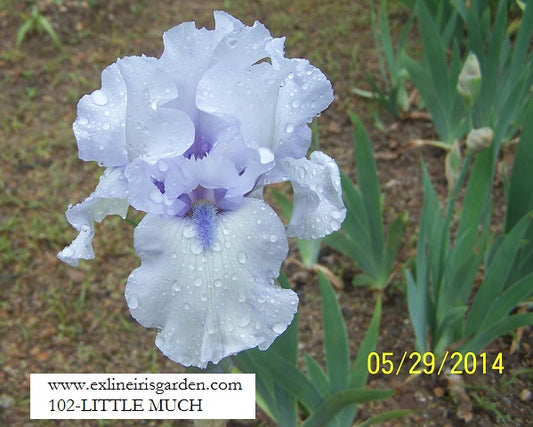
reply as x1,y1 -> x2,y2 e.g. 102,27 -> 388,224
30,373 -> 255,419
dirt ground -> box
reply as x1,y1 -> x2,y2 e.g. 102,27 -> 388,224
0,0 -> 531,425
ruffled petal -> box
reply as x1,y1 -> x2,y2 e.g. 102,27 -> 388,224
272,57 -> 334,159
74,56 -> 193,166
125,198 -> 297,368
211,12 -> 274,68
74,63 -> 129,166
281,151 -> 346,239
58,168 -> 129,267
116,56 -> 194,160
197,36 -> 332,160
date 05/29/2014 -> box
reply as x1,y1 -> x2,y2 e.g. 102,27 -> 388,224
367,351 -> 504,376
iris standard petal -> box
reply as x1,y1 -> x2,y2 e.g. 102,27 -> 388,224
115,56 -> 193,160
281,151 -> 346,239
272,58 -> 334,159
125,198 -> 297,368
58,168 -> 129,267
197,52 -> 333,163
74,63 -> 129,167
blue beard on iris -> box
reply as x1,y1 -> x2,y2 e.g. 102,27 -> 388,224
192,200 -> 217,249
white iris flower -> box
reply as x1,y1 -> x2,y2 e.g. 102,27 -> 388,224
58,12 -> 345,368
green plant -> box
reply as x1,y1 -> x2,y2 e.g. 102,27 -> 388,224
353,0 -> 414,118
406,109 -> 533,356
324,113 -> 405,289
235,272 -> 409,426
16,5 -> 62,49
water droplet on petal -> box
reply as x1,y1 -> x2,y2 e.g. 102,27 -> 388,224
128,294 -> 139,309
258,147 -> 274,164
91,89 -> 109,106
171,281 -> 181,295
77,117 -> 89,126
149,190 -> 163,203
331,210 -> 343,219
269,234 -> 279,243
272,323 -> 286,334
330,220 -> 341,230
200,295 -> 208,302
226,37 -> 239,48
183,303 -> 190,310
191,242 -> 203,255
238,292 -> 246,303
292,99 -> 301,109
183,224 -> 195,238
194,278 -> 202,287
155,333 -> 165,347
214,279 -> 223,288
158,161 -> 168,172
238,252 -> 248,264
285,123 -> 294,134
236,312 -> 251,327
102,122 -> 110,130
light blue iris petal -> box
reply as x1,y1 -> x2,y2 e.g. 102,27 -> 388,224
281,151 -> 346,239
58,168 -> 129,266
125,198 -> 297,368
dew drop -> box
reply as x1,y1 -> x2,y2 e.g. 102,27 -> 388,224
183,303 -> 190,310
77,117 -> 89,126
171,281 -> 181,295
183,225 -> 195,238
158,161 -> 168,172
285,123 -> 294,134
102,122 -> 110,130
155,334 -> 165,347
214,279 -> 223,288
194,278 -> 202,287
200,295 -> 208,302
191,242 -> 203,255
238,252 -> 248,264
258,147 -> 274,164
149,190 -> 163,203
91,89 -> 109,106
331,210 -> 343,219
238,292 -> 246,303
226,37 -> 239,48
330,220 -> 341,230
298,166 -> 306,180
272,323 -> 286,334
269,234 -> 279,243
236,312 -> 251,327
292,99 -> 301,109
128,294 -> 139,309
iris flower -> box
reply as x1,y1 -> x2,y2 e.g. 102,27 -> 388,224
58,12 -> 345,368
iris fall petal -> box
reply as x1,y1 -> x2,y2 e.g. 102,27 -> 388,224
125,198 -> 297,367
